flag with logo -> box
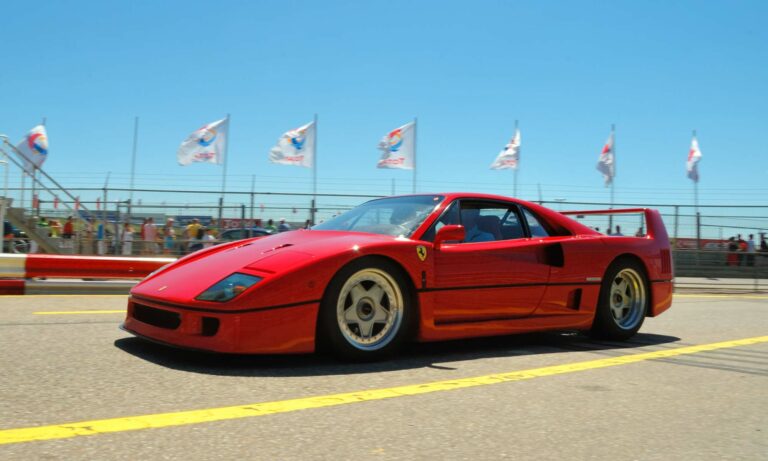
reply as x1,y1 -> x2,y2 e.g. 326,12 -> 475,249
177,118 -> 228,166
15,125 -> 49,174
596,131 -> 615,186
377,122 -> 415,170
269,121 -> 316,168
686,135 -> 702,183
490,128 -> 521,170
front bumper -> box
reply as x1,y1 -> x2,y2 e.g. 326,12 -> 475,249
122,296 -> 319,354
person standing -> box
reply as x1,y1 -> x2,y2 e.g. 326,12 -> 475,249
61,216 -> 74,250
185,218 -> 202,253
139,218 -> 148,254
82,218 -> 94,255
737,234 -> 747,266
62,216 -> 74,237
121,223 -> 134,256
278,218 -> 291,232
726,237 -> 739,267
96,220 -> 106,255
746,234 -> 756,267
163,218 -> 176,255
144,217 -> 158,255
202,227 -> 217,248
265,219 -> 277,233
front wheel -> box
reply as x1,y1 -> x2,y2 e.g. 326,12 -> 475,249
319,258 -> 414,360
591,259 -> 648,340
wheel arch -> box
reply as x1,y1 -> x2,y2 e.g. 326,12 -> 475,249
605,253 -> 652,316
315,254 -> 421,349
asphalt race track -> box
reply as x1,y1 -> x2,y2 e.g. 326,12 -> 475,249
1,293 -> 766,460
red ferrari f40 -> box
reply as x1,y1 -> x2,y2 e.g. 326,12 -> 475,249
122,193 -> 673,360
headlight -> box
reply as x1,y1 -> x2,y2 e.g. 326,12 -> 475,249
196,273 -> 263,302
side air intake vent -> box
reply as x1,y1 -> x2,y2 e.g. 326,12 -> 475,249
660,249 -> 672,275
568,289 -> 582,310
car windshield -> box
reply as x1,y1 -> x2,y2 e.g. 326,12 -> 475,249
313,195 -> 444,238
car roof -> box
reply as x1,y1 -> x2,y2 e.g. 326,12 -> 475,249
382,192 -> 598,237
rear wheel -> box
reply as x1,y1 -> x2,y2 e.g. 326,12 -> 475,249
591,259 -> 648,340
319,258 -> 414,360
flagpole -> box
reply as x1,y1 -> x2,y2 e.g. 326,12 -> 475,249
608,123 -> 616,232
20,168 -> 25,210
128,116 -> 139,220
513,119 -> 519,197
103,172 -> 110,243
30,118 -> 46,218
412,117 -> 417,194
312,113 -> 318,225
692,129 -> 699,215
250,174 -> 255,233
694,180 -> 699,215
219,114 -> 230,224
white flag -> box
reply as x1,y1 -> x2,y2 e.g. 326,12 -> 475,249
490,128 -> 521,170
377,122 -> 415,170
686,135 -> 702,183
15,125 -> 49,174
596,131 -> 615,186
269,121 -> 316,168
177,118 -> 228,166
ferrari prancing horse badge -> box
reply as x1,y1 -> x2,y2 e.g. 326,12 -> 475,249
416,245 -> 427,261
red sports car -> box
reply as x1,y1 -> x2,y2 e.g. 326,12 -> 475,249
122,193 -> 673,360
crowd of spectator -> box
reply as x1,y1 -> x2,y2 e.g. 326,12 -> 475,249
726,233 -> 768,267
24,215 -> 304,256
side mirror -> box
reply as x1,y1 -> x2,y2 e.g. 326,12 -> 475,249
435,224 -> 465,250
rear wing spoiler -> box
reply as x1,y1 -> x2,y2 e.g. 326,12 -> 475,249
560,208 -> 670,242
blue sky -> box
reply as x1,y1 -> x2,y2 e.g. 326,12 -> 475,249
1,0 -> 766,217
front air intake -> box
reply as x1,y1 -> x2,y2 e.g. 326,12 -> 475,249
132,304 -> 181,330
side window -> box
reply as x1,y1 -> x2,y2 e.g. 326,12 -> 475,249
499,209 -> 526,240
460,201 -> 523,243
424,201 -> 527,243
523,208 -> 550,237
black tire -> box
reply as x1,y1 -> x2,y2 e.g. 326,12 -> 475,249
591,258 -> 649,340
318,258 -> 415,361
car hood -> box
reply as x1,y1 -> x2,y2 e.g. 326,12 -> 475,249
130,230 -> 402,304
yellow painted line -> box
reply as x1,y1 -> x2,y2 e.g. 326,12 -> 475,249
674,294 -> 768,300
1,335 -> 767,446
33,310 -> 124,315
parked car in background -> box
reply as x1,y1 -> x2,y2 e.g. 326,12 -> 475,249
2,221 -> 30,253
218,227 -> 275,242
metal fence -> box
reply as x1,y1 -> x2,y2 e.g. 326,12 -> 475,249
4,188 -> 768,285
15,188 -> 768,239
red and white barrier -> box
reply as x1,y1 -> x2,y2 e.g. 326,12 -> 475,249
0,254 -> 175,295
0,279 -> 141,295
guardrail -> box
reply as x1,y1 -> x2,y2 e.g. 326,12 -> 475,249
0,254 -> 174,295
673,250 -> 768,277
0,254 -> 174,279
1,251 -> 765,295
673,249 -> 768,293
